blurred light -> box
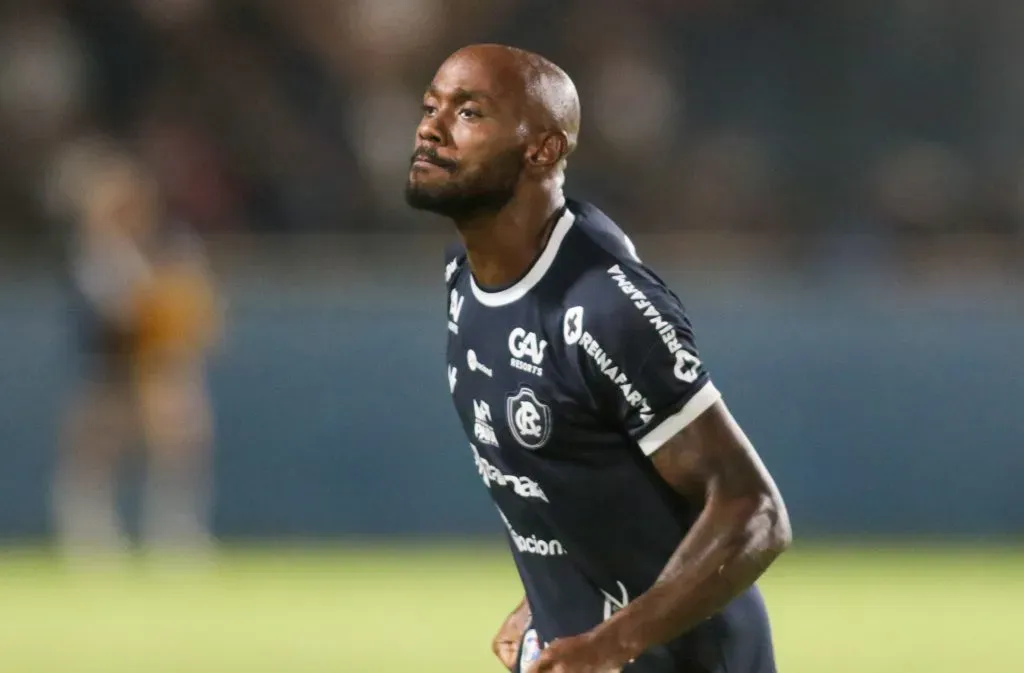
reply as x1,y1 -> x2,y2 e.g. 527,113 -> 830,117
347,0 -> 443,58
0,16 -> 85,135
871,142 -> 972,230
591,51 -> 680,156
135,0 -> 210,28
348,83 -> 420,206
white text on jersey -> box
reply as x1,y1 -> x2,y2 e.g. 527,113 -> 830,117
509,328 -> 547,377
448,288 -> 464,335
471,444 -> 548,501
576,330 -> 654,425
498,508 -> 566,557
606,265 -> 702,383
473,399 -> 499,446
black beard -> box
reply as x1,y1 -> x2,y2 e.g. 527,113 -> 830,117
404,178 -> 517,220
405,148 -> 523,220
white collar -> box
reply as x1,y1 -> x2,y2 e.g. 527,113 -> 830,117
469,208 -> 576,307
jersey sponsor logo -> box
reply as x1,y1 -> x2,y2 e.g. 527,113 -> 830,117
566,306 -> 654,425
448,365 -> 457,393
498,508 -> 566,557
576,331 -> 654,424
563,306 -> 584,345
506,387 -> 552,450
601,581 -> 629,621
508,328 -> 547,377
448,288 -> 464,335
606,264 -> 703,383
470,444 -> 548,501
473,399 -> 500,447
520,629 -> 542,671
467,349 -> 493,377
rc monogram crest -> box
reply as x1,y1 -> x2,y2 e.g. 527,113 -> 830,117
506,386 -> 552,450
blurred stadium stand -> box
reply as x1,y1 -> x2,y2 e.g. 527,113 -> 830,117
0,0 -> 1021,542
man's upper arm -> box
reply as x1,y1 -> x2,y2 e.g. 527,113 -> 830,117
571,262 -> 722,457
648,400 -> 778,506
571,261 -> 783,507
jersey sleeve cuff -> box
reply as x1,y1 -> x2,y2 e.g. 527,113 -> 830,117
636,381 -> 722,456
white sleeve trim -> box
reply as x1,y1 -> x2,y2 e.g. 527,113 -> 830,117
637,381 -> 722,456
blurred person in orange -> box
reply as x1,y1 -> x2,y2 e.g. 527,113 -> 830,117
53,146 -> 221,556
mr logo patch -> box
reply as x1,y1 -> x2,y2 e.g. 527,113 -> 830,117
506,387 -> 552,450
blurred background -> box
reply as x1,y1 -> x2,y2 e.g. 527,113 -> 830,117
0,0 -> 1021,671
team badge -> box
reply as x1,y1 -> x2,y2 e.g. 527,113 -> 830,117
506,387 -> 552,450
519,628 -> 541,671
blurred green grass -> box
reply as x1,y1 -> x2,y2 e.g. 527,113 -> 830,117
0,543 -> 1020,672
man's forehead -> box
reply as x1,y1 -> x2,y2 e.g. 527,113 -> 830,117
429,52 -> 525,104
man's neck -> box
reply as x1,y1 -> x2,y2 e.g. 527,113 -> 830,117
456,191 -> 565,290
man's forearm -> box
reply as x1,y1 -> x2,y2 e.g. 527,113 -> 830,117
590,492 -> 790,664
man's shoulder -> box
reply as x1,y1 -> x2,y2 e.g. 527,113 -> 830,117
562,200 -> 680,326
564,199 -> 642,270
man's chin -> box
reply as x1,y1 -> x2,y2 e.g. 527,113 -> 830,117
404,183 -> 453,215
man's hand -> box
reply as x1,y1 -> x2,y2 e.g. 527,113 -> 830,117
527,633 -> 625,673
493,597 -> 532,671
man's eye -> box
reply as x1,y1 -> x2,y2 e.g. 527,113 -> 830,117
422,104 -> 437,116
459,108 -> 481,119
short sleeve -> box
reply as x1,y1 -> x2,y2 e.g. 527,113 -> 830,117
566,262 -> 722,456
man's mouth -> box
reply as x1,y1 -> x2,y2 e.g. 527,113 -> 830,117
411,150 -> 455,171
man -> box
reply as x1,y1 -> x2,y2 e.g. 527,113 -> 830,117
405,44 -> 791,673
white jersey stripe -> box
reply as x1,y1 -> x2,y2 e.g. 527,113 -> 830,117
637,381 -> 721,456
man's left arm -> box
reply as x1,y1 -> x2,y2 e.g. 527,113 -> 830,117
604,399 -> 790,666
535,402 -> 791,672
532,264 -> 791,672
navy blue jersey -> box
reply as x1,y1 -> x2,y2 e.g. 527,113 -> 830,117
444,199 -> 775,673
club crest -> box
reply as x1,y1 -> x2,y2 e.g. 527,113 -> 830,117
506,387 -> 552,450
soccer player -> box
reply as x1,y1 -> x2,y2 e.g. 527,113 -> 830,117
405,45 -> 792,673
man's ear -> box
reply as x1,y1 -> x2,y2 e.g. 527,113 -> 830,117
527,132 -> 569,169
